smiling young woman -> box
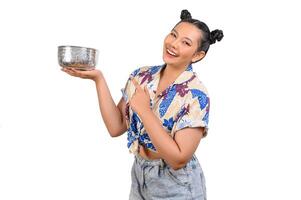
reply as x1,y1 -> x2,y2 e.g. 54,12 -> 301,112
163,23 -> 204,67
61,9 -> 223,200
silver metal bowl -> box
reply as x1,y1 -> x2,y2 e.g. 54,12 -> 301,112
58,45 -> 98,70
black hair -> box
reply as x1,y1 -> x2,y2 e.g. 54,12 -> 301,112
174,9 -> 224,56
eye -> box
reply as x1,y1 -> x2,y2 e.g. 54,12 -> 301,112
170,32 -> 176,37
183,41 -> 191,46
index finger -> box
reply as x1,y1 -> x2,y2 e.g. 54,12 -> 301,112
131,78 -> 140,88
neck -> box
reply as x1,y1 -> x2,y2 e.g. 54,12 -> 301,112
163,63 -> 190,79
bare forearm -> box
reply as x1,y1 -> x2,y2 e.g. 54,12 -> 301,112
94,76 -> 123,137
139,109 -> 183,168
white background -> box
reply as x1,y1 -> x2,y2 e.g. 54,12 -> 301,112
0,0 -> 300,199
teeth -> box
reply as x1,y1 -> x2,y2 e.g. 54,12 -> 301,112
167,49 -> 176,56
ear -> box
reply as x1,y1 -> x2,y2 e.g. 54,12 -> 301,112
191,51 -> 206,63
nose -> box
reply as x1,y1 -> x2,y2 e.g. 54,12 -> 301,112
170,38 -> 180,50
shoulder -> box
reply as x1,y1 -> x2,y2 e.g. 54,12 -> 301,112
188,72 -> 210,98
182,72 -> 210,111
128,66 -> 151,79
128,65 -> 163,82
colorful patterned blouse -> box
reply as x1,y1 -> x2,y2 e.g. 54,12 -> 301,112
121,63 -> 210,155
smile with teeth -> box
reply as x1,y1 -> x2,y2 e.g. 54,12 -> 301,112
167,49 -> 178,57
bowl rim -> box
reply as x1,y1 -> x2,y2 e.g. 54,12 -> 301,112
58,45 -> 98,52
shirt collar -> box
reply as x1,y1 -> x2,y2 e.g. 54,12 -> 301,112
147,63 -> 195,99
152,63 -> 194,84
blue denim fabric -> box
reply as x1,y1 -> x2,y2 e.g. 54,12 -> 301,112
129,154 -> 207,200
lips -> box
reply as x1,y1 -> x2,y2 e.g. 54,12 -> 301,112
166,48 -> 178,57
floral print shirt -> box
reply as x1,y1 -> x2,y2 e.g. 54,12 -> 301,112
121,63 -> 210,155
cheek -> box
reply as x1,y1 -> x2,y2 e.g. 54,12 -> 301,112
164,36 -> 173,44
179,46 -> 195,58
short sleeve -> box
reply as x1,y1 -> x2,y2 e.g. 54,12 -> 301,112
121,80 -> 130,102
174,92 -> 210,137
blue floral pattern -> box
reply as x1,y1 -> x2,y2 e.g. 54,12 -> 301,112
121,64 -> 210,154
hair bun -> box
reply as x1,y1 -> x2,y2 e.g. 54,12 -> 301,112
209,29 -> 224,44
180,9 -> 192,20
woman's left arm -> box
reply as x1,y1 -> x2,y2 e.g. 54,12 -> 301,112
139,110 -> 204,170
130,78 -> 204,170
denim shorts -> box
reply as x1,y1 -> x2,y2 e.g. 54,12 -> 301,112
129,153 -> 207,200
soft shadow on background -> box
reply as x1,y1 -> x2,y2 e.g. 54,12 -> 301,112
0,0 -> 300,199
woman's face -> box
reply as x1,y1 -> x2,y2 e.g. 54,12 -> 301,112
163,22 -> 205,67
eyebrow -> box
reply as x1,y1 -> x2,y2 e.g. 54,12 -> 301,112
172,29 -> 193,43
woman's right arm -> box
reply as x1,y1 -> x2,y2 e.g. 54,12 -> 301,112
61,67 -> 127,137
95,76 -> 127,137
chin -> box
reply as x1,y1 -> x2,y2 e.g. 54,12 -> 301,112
163,58 -> 173,65
163,58 -> 180,67
163,54 -> 175,65
162,49 -> 182,66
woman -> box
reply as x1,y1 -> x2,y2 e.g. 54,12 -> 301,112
62,9 -> 223,200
